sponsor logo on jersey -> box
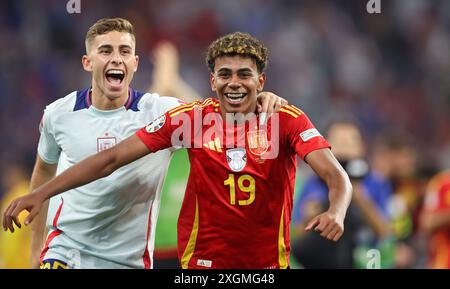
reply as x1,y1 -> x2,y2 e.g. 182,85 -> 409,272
196,259 -> 212,268
145,115 -> 166,133
300,128 -> 321,142
247,129 -> 269,156
226,148 -> 247,172
203,137 -> 223,152
97,137 -> 117,152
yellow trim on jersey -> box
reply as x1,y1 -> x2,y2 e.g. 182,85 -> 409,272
287,105 -> 303,115
214,137 -> 223,152
168,101 -> 198,115
180,197 -> 200,269
203,137 -> 222,152
278,207 -> 288,269
169,99 -> 214,117
279,108 -> 298,118
208,140 -> 215,150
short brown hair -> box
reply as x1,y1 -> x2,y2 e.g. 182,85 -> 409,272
206,32 -> 268,73
85,18 -> 135,52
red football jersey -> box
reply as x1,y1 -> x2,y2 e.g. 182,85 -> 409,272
423,170 -> 450,269
136,98 -> 330,269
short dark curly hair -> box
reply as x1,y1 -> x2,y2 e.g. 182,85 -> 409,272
206,32 -> 269,73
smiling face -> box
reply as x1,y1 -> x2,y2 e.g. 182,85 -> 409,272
210,55 -> 265,115
82,30 -> 139,103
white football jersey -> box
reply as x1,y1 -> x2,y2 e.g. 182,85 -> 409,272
38,88 -> 181,268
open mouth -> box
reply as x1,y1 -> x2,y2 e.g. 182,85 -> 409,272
105,69 -> 125,86
224,92 -> 247,104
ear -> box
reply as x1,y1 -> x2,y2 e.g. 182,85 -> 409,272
257,72 -> 266,92
82,55 -> 92,72
210,72 -> 217,92
134,55 -> 139,72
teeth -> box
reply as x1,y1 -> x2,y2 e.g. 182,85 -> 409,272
225,93 -> 245,99
106,69 -> 124,75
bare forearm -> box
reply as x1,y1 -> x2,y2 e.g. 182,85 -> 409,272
325,169 -> 353,218
34,135 -> 150,201
306,149 -> 353,219
35,149 -> 118,201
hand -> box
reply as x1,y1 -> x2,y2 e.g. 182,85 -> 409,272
3,192 -> 44,233
149,41 -> 180,95
256,92 -> 288,125
305,210 -> 344,242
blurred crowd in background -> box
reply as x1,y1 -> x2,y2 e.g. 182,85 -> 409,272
0,0 -> 449,269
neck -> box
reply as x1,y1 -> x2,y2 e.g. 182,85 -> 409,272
91,84 -> 129,110
219,102 -> 258,124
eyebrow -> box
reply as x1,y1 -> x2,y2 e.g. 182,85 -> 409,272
97,44 -> 133,51
217,67 -> 253,73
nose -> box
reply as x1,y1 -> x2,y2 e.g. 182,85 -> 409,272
111,50 -> 123,65
227,74 -> 241,90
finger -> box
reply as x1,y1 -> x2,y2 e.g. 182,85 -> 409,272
305,217 -> 319,232
314,217 -> 329,233
274,98 -> 282,113
10,204 -> 24,230
257,103 -> 262,113
326,225 -> 341,241
260,95 -> 270,115
280,98 -> 288,106
319,222 -> 335,238
25,209 -> 39,226
267,98 -> 275,114
267,99 -> 275,124
4,201 -> 18,232
2,203 -> 11,231
332,229 -> 344,242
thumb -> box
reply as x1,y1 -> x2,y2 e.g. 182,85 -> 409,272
256,103 -> 262,113
305,217 -> 319,232
24,209 -> 39,226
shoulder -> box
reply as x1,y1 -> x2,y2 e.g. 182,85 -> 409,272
166,98 -> 217,118
43,91 -> 81,122
278,104 -> 305,120
45,91 -> 78,114
137,92 -> 185,115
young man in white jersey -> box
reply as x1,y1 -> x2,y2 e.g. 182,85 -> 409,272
11,18 -> 285,269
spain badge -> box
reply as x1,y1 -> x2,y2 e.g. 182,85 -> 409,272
247,129 -> 269,156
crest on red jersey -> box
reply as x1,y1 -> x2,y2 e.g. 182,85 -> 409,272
247,129 -> 269,156
226,148 -> 247,172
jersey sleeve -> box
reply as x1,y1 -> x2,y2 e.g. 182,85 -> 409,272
37,109 -> 61,164
136,102 -> 196,153
281,105 -> 330,160
158,96 -> 187,113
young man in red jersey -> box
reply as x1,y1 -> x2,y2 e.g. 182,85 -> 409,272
3,32 -> 352,269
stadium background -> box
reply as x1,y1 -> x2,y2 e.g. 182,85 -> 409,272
0,0 -> 449,268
